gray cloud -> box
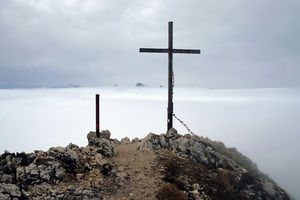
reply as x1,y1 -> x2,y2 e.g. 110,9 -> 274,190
0,0 -> 299,88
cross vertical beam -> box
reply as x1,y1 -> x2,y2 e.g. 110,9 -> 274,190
168,21 -> 173,131
139,21 -> 200,132
96,94 -> 100,137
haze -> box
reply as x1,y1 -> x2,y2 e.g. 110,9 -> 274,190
0,0 -> 299,88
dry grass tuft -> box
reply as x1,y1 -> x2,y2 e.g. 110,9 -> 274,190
156,183 -> 187,200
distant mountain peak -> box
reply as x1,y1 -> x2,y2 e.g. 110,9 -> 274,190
135,82 -> 145,87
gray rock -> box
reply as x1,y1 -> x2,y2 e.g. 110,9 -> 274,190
48,146 -> 78,172
54,166 -> 66,180
3,155 -> 14,174
120,137 -> 130,144
16,167 -> 26,182
12,152 -> 72,185
0,174 -> 14,183
111,138 -> 121,147
139,130 -> 185,150
0,192 -> 10,200
38,165 -> 52,182
262,180 -> 276,196
0,183 -> 21,197
76,173 -> 84,180
158,135 -> 169,149
60,187 -> 102,199
67,143 -> 80,152
138,129 -> 224,168
99,159 -> 112,175
24,163 -> 40,184
115,172 -> 128,183
21,189 -> 31,198
132,137 -> 141,143
87,131 -> 115,157
138,133 -> 162,149
190,142 -> 205,160
173,136 -> 191,154
66,148 -> 79,163
91,154 -> 103,168
99,130 -> 111,139
166,128 -> 180,139
99,159 -> 109,167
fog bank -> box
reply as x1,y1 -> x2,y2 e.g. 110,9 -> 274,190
0,87 -> 299,198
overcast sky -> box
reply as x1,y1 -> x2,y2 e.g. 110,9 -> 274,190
0,0 -> 299,88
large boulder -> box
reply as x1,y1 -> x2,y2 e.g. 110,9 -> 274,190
166,128 -> 180,140
48,146 -> 79,172
120,137 -> 130,145
138,133 -> 165,150
87,131 -> 117,157
138,128 -> 228,168
99,130 -> 111,139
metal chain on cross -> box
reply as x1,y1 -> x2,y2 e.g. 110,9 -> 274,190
172,66 -> 175,89
171,62 -> 196,136
171,70 -> 195,136
173,113 -> 196,136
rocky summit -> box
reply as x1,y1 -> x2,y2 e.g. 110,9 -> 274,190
0,129 -> 291,200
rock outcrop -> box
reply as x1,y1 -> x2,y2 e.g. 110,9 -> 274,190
0,129 -> 291,200
87,130 -> 119,157
139,128 -> 290,200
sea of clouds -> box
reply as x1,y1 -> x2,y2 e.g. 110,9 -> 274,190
0,87 -> 299,198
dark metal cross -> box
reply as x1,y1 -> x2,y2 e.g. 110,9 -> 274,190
139,21 -> 201,132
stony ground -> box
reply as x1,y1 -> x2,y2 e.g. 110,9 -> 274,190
103,143 -> 163,199
0,129 -> 292,200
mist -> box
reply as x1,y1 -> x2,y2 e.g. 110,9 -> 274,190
1,0 -> 300,88
0,87 -> 299,198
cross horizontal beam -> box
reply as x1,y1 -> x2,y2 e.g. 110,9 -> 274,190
140,48 -> 200,54
173,49 -> 200,54
139,48 -> 168,53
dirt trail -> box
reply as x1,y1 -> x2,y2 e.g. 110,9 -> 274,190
104,143 -> 164,200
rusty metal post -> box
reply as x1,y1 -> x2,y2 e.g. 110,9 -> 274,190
167,21 -> 173,132
96,94 -> 100,137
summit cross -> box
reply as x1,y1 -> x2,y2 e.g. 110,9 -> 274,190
139,21 -> 201,132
